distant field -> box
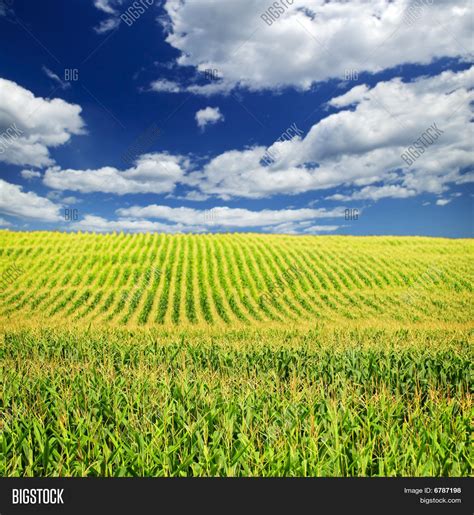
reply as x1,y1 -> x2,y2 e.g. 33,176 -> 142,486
0,231 -> 472,476
0,231 -> 472,327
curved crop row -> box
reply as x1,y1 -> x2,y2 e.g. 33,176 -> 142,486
0,231 -> 472,327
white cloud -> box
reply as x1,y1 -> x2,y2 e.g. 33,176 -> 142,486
93,0 -> 123,33
42,66 -> 70,90
95,17 -> 121,33
195,107 -> 224,130
71,214 -> 205,233
41,68 -> 473,204
191,67 -> 474,200
116,205 -> 346,228
176,191 -> 210,201
46,191 -> 82,204
157,0 -> 473,94
44,152 -> 189,195
62,196 -> 81,204
455,172 -> 474,184
303,225 -> 342,234
435,198 -> 451,206
327,185 -> 417,202
0,78 -> 85,167
262,220 -> 341,234
71,208 -> 346,234
21,170 -> 42,180
93,0 -> 156,33
0,179 -> 61,222
330,85 -> 370,108
150,79 -> 182,93
0,217 -> 11,227
94,0 -> 119,15
72,205 -> 347,234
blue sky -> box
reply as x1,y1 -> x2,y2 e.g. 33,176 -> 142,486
0,0 -> 472,236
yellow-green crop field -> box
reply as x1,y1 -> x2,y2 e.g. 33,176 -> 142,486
1,231 -> 473,476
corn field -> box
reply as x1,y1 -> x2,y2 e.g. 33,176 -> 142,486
0,231 -> 472,476
0,231 -> 472,327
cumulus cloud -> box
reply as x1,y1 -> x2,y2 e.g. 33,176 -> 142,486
71,209 -> 345,234
41,68 -> 473,203
179,191 -> 210,201
116,204 -> 347,228
44,152 -> 190,195
46,191 -> 82,205
0,179 -> 62,222
303,225 -> 342,234
71,214 -> 206,233
263,221 -> 342,234
191,67 -> 474,199
0,78 -> 85,167
435,198 -> 451,206
21,170 -> 42,180
195,107 -> 224,130
326,185 -> 417,202
155,0 -> 473,94
150,79 -> 182,93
